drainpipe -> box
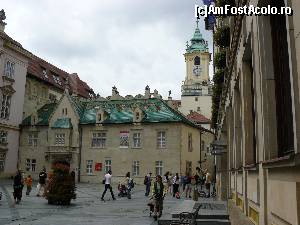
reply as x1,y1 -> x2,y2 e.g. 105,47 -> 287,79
78,127 -> 82,182
200,129 -> 202,169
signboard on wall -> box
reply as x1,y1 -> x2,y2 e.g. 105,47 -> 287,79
95,163 -> 102,171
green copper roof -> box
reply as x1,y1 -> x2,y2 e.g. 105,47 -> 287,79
186,21 -> 209,53
52,118 -> 73,129
22,103 -> 57,126
78,97 -> 196,126
22,96 -> 197,128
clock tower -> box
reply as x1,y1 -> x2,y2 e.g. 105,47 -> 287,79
179,20 -> 212,120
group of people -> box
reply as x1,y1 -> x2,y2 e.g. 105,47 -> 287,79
12,168 -> 48,204
144,167 -> 213,201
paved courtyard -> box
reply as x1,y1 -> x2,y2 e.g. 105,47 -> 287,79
0,180 -> 184,225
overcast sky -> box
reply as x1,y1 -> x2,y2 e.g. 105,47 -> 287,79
2,0 -> 213,99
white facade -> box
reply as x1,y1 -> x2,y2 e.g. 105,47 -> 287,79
0,20 -> 30,176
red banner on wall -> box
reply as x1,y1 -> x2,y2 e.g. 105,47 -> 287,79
95,163 -> 102,171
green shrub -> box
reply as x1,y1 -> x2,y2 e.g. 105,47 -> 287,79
214,50 -> 226,69
214,26 -> 230,48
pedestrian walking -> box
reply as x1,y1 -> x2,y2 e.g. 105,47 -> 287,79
172,173 -> 180,198
191,175 -> 198,201
25,175 -> 32,196
37,167 -> 47,197
185,173 -> 192,198
205,170 -> 212,198
163,171 -> 171,194
144,172 -> 152,196
13,170 -> 24,204
101,170 -> 116,201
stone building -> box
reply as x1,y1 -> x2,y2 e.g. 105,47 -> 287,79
24,56 -> 95,118
19,86 -> 214,183
178,21 -> 213,120
0,11 -> 31,176
213,1 -> 300,225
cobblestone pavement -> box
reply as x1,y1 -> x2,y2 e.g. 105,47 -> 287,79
228,200 -> 254,225
0,180 -> 184,225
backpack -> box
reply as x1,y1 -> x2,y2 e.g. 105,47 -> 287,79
144,176 -> 148,185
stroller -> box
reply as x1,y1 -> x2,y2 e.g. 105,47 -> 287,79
117,183 -> 131,199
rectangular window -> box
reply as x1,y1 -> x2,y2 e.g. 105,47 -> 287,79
55,133 -> 65,145
155,161 -> 163,176
195,97 -> 198,102
86,160 -> 93,174
25,159 -> 36,172
0,153 -> 5,172
0,131 -> 7,144
132,161 -> 140,176
0,94 -> 11,119
28,132 -> 38,147
105,160 -> 112,173
133,132 -> 141,148
188,133 -> 193,152
157,131 -> 166,149
91,132 -> 106,148
31,159 -> 36,172
4,61 -> 15,78
120,131 -> 129,148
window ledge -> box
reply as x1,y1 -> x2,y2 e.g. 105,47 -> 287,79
132,147 -> 142,149
91,147 -> 106,149
244,164 -> 258,171
261,153 -> 300,168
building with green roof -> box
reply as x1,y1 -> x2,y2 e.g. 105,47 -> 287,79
19,86 -> 214,183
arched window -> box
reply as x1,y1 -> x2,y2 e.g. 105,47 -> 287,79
194,56 -> 200,65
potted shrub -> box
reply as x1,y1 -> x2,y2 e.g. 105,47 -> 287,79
46,161 -> 76,205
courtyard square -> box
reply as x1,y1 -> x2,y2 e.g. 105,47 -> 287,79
0,180 -> 183,225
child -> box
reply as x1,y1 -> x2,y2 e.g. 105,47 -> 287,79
25,175 -> 33,196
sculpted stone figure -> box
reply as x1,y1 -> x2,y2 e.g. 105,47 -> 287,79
0,10 -> 6,22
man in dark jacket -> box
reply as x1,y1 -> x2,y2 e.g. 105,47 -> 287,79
13,170 -> 23,204
37,167 -> 47,197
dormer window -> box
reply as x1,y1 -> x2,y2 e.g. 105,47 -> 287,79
133,108 -> 143,123
62,108 -> 68,116
135,112 -> 140,121
4,61 -> 15,78
41,67 -> 48,79
97,113 -> 102,122
52,74 -> 62,85
96,108 -> 108,123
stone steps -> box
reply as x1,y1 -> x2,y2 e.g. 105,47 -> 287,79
158,199 -> 231,225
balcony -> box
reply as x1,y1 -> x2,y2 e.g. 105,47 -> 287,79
46,146 -> 77,154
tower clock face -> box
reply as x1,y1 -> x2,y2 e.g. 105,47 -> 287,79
193,65 -> 202,76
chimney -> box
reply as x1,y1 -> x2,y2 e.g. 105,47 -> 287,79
153,89 -> 159,98
112,86 -> 119,96
145,85 -> 150,98
0,10 -> 7,32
